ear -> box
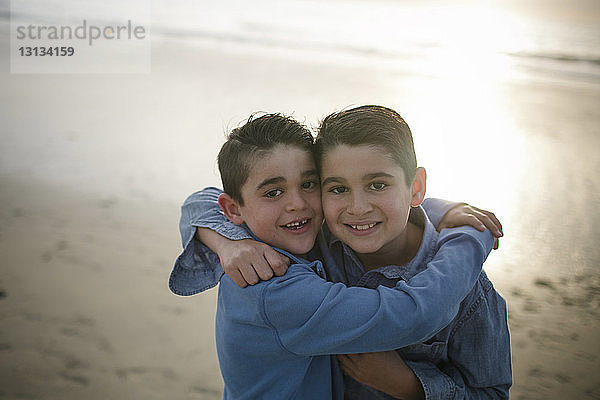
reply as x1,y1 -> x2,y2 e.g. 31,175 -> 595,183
410,167 -> 427,207
217,193 -> 245,225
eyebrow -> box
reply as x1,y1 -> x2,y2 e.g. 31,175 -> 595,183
322,172 -> 394,187
256,170 -> 319,191
321,176 -> 346,187
256,176 -> 285,191
364,172 -> 395,180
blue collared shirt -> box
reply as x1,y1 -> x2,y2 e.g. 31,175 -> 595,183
169,188 -> 498,399
320,207 -> 512,400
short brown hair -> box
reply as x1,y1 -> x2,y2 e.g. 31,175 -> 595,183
218,113 -> 315,205
316,105 -> 417,185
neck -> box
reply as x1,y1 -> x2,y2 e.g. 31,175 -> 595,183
357,221 -> 424,271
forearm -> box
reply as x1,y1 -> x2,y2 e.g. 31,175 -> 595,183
337,351 -> 424,400
195,227 -> 233,254
170,188 -> 251,296
179,188 -> 252,268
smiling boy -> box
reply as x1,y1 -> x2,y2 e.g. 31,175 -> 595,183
315,106 -> 511,398
320,143 -> 425,266
217,144 -> 322,255
169,112 -> 496,399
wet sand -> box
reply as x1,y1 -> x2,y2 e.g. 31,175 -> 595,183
1,27 -> 600,399
0,176 -> 222,399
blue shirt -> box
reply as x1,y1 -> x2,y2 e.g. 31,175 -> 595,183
320,207 -> 512,400
169,188 -> 496,399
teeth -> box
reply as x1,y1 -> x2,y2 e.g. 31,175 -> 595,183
350,223 -> 376,231
285,219 -> 308,228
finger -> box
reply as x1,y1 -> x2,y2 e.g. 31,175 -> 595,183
265,251 -> 290,276
493,237 -> 500,250
464,214 -> 487,232
472,210 -> 503,237
226,269 -> 248,288
238,264 -> 260,285
251,258 -> 274,281
473,208 -> 503,236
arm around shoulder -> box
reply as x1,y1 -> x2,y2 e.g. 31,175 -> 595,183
182,188 -> 290,287
180,187 -> 253,245
260,228 -> 493,356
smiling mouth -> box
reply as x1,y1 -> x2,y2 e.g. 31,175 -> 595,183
345,222 -> 380,231
282,219 -> 310,230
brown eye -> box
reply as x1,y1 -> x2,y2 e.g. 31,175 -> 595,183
329,186 -> 348,195
369,182 -> 387,191
301,180 -> 318,190
265,189 -> 283,198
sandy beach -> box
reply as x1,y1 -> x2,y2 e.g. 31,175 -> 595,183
1,1 -> 600,398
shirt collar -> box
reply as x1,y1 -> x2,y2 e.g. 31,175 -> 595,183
325,205 -> 439,282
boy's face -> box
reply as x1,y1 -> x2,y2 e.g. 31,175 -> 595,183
236,144 -> 323,255
320,144 -> 422,259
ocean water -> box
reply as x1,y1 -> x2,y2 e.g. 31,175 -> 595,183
3,0 -> 600,85
157,0 -> 600,85
4,0 -> 599,86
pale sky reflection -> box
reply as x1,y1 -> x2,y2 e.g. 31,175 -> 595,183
400,6 -> 535,280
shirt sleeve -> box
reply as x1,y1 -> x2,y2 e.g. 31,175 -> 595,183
169,187 -> 255,296
262,227 -> 494,356
406,359 -> 510,400
422,198 -> 462,230
405,287 -> 512,400
178,187 -> 253,269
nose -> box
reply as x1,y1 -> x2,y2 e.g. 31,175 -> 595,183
346,191 -> 372,216
285,189 -> 308,212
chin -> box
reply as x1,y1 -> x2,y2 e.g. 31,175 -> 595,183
343,239 -> 381,255
281,240 -> 313,255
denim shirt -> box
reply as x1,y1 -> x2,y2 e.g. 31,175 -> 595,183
321,208 -> 512,400
169,188 -> 496,399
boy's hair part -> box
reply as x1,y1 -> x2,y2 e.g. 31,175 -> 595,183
316,105 -> 417,185
218,113 -> 315,205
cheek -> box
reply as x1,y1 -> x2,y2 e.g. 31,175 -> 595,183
308,192 -> 323,212
384,199 -> 410,222
246,205 -> 277,230
322,198 -> 340,221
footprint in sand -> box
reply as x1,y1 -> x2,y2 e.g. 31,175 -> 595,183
115,366 -> 178,381
0,342 -> 13,351
60,370 -> 89,386
585,383 -> 600,399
